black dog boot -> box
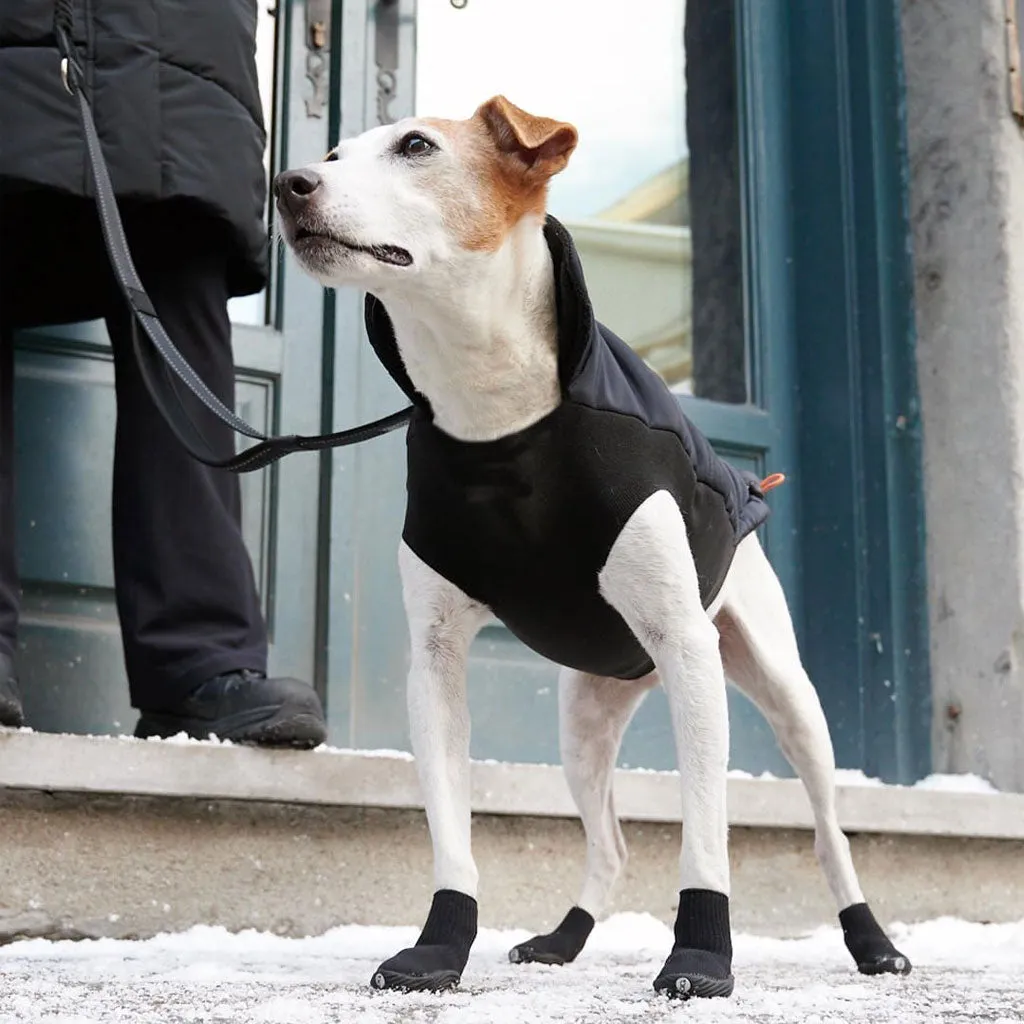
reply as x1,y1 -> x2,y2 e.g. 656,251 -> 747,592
0,652 -> 23,728
509,906 -> 596,966
840,903 -> 912,975
653,889 -> 735,999
134,669 -> 327,748
371,890 -> 478,993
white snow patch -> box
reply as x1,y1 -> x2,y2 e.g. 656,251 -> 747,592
142,730 -> 235,747
313,746 -> 416,761
0,916 -> 1020,1023
912,773 -> 999,794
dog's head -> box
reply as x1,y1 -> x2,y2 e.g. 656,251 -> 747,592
274,96 -> 578,291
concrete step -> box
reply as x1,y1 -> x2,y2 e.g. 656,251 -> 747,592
1,730 -> 1022,944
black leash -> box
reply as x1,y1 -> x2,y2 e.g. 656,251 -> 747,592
52,9 -> 413,473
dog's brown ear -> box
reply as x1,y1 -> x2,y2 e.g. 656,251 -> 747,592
475,95 -> 578,181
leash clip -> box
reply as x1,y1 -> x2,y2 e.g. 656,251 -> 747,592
59,53 -> 84,96
55,21 -> 82,97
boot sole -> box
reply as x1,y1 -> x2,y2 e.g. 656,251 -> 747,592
370,968 -> 461,993
0,704 -> 23,729
0,700 -> 24,729
653,972 -> 735,999
135,704 -> 327,749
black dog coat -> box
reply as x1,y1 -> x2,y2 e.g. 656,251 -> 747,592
365,216 -> 771,681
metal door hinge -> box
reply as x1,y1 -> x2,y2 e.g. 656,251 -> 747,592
305,0 -> 331,118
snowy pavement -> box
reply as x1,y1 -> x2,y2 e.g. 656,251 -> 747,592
0,914 -> 1021,1023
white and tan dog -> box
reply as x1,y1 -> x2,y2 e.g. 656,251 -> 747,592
275,96 -> 911,1000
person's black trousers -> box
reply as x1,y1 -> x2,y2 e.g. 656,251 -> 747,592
0,200 -> 268,711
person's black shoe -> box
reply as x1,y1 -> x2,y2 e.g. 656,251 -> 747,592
134,669 -> 327,748
0,651 -> 24,728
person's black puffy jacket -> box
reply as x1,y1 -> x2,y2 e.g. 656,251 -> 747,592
0,0 -> 268,311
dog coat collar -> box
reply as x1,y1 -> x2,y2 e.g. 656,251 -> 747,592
363,216 -> 772,680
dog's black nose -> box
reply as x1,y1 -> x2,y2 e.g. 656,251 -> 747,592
273,169 -> 322,215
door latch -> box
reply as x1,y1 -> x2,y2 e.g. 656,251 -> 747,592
305,0 -> 331,118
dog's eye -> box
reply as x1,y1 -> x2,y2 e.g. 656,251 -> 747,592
323,149 -> 339,163
397,132 -> 435,158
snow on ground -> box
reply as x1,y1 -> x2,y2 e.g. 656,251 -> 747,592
0,915 -> 1021,1024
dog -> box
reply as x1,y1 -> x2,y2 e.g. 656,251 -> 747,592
275,95 -> 912,1000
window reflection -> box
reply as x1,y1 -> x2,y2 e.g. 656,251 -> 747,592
415,0 -> 747,403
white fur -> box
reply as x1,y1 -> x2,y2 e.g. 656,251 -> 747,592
717,535 -> 866,909
600,490 -> 732,896
379,221 -> 560,440
278,110 -> 875,936
280,122 -> 457,291
559,667 -> 657,917
399,540 -> 487,897
278,119 -> 561,440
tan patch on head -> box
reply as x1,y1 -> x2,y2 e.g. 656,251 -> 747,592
425,96 -> 578,252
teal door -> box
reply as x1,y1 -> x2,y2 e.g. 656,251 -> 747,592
323,0 -> 800,776
11,0 -> 929,782
13,1 -> 334,734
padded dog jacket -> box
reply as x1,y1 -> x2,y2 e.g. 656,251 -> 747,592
364,216 -> 771,681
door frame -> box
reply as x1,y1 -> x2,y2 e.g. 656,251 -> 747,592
785,0 -> 931,783
702,0 -> 931,784
10,0 -> 336,733
316,0 -> 931,782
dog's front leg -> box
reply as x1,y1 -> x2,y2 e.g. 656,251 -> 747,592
370,542 -> 487,994
599,490 -> 734,1000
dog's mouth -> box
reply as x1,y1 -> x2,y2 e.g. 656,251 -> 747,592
291,227 -> 413,268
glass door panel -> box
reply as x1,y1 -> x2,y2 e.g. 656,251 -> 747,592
336,0 -> 795,778
415,0 -> 748,403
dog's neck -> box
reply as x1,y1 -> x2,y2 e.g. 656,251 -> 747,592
376,218 -> 561,442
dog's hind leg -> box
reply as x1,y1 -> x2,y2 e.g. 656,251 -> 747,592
509,667 -> 657,967
370,542 -> 489,994
599,490 -> 735,1000
717,534 -> 911,977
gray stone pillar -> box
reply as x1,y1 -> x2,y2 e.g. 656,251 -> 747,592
903,0 -> 1024,791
